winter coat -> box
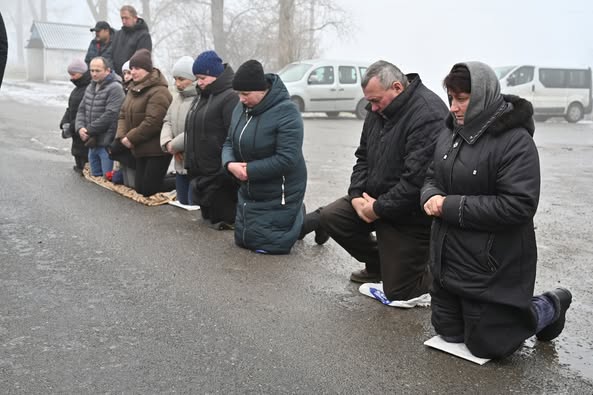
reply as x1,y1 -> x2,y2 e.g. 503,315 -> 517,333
111,18 -> 152,76
160,83 -> 197,174
0,12 -> 7,90
84,30 -> 115,66
75,72 -> 125,147
349,74 -> 448,226
60,72 -> 91,157
116,68 -> 172,158
222,74 -> 307,254
184,65 -> 238,176
420,94 -> 539,305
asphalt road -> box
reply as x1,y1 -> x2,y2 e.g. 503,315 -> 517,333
1,97 -> 592,393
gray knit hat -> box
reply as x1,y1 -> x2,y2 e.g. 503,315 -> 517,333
172,56 -> 196,81
67,58 -> 88,74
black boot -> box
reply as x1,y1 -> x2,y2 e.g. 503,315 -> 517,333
298,207 -> 328,245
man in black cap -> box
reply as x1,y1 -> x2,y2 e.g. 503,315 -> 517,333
84,21 -> 115,67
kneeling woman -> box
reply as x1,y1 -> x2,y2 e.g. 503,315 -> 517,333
222,60 -> 307,254
421,61 -> 571,359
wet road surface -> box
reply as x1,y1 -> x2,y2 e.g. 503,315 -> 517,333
1,97 -> 592,393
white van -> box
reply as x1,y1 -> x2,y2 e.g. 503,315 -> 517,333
496,65 -> 592,122
278,59 -> 369,119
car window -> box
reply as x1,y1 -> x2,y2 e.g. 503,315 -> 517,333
338,66 -> 357,84
308,66 -> 334,85
359,67 -> 367,80
566,70 -> 590,89
278,63 -> 312,82
494,65 -> 516,80
507,66 -> 534,86
539,69 -> 565,88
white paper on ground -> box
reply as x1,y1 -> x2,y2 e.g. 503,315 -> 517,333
358,282 -> 431,308
168,200 -> 201,211
424,335 -> 491,365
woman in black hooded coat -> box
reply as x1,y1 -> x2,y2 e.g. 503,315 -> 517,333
420,61 -> 572,359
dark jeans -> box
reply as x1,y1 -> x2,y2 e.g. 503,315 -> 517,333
134,155 -> 172,197
175,173 -> 192,205
319,196 -> 431,300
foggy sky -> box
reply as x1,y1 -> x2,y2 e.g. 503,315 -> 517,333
323,0 -> 593,95
2,0 -> 592,95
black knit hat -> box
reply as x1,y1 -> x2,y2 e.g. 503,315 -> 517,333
129,49 -> 153,72
232,60 -> 268,91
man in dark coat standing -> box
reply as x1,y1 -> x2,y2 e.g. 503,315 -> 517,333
84,21 -> 115,67
319,60 -> 449,303
111,5 -> 152,77
0,12 -> 8,90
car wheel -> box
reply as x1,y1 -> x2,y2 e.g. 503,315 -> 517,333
565,102 -> 583,123
326,111 -> 340,118
355,99 -> 368,120
534,115 -> 549,122
291,96 -> 304,113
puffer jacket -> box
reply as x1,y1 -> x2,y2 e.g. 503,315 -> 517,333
420,94 -> 539,303
60,72 -> 91,157
111,18 -> 152,76
75,72 -> 125,147
222,74 -> 307,254
116,68 -> 172,157
160,83 -> 197,174
184,65 -> 238,176
349,74 -> 448,226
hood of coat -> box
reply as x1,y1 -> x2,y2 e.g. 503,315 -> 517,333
129,67 -> 168,94
122,17 -> 149,33
243,74 -> 289,116
445,61 -> 534,143
199,64 -> 234,97
71,71 -> 91,88
446,94 -> 535,140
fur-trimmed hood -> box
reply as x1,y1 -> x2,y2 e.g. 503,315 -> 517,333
446,94 -> 535,144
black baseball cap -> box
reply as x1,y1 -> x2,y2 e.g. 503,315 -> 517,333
90,21 -> 110,32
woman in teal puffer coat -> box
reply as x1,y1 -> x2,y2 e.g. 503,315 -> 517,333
222,60 -> 307,254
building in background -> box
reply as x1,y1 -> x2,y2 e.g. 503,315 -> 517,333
26,21 -> 88,81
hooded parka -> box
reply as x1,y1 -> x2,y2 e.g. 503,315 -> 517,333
222,74 -> 307,254
420,61 -> 540,359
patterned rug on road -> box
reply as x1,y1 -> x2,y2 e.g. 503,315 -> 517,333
82,168 -> 175,206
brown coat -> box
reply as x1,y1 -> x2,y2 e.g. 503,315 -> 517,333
116,68 -> 172,157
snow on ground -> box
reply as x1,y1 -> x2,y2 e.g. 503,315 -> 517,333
1,79 -> 72,108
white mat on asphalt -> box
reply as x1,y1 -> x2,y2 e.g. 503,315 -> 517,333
358,282 -> 431,308
424,336 -> 491,365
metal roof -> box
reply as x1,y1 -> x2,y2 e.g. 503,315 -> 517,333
27,21 -> 91,51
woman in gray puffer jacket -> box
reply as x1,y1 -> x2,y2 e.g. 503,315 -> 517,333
222,60 -> 307,255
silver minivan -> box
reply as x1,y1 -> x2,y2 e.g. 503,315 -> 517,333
496,65 -> 593,122
278,59 -> 369,119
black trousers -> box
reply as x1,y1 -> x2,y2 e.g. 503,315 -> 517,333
74,155 -> 87,170
134,155 -> 172,197
319,196 -> 431,300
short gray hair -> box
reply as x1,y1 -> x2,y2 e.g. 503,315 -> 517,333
120,5 -> 138,17
362,60 -> 409,89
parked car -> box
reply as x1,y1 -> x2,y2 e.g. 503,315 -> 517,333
278,59 -> 370,119
495,64 -> 592,123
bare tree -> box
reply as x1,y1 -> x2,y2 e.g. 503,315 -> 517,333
211,0 -> 226,59
278,0 -> 296,68
86,0 -> 109,21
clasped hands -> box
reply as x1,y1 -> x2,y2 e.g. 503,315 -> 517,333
351,193 -> 379,223
228,162 -> 248,181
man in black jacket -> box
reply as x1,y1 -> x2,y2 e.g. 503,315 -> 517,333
319,60 -> 448,303
111,5 -> 152,77
84,21 -> 115,67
